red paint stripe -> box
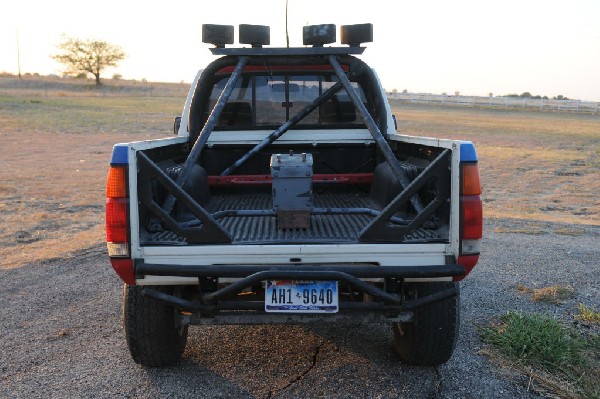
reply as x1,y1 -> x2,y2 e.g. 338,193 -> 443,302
207,173 -> 373,186
216,65 -> 350,74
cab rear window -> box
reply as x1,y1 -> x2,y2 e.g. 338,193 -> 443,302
206,74 -> 369,129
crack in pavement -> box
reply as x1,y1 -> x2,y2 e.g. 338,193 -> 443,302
432,366 -> 442,398
267,341 -> 324,398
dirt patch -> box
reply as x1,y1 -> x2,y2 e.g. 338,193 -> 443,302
0,92 -> 181,269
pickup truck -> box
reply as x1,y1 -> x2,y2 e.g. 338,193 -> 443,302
105,23 -> 482,367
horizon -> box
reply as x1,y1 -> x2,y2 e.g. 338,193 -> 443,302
1,71 -> 595,104
1,0 -> 599,102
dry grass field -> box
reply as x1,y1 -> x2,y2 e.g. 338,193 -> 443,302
0,86 -> 183,269
0,82 -> 598,270
391,102 -> 600,229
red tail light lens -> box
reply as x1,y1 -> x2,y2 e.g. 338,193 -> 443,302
106,198 -> 128,243
462,195 -> 483,239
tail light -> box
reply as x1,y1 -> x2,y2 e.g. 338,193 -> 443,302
455,143 -> 483,281
106,145 -> 135,285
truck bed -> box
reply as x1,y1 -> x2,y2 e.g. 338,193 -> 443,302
142,192 -> 441,245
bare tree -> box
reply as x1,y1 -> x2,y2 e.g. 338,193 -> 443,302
52,36 -> 126,86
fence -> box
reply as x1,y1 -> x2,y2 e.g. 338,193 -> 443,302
3,75 -> 599,114
388,93 -> 600,115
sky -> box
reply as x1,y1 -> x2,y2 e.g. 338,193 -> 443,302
1,0 -> 599,101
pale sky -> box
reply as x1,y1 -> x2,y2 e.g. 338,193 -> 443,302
1,0 -> 599,101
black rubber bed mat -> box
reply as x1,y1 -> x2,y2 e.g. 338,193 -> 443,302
143,193 -> 440,245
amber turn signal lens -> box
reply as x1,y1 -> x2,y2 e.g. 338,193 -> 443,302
461,163 -> 481,195
106,166 -> 127,198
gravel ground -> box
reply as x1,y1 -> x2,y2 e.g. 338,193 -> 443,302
1,219 -> 598,399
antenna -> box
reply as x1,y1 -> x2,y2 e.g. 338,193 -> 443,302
285,0 -> 290,48
16,27 -> 22,80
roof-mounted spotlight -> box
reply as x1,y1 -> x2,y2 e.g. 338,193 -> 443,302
239,24 -> 270,47
202,24 -> 234,48
341,23 -> 373,47
303,24 -> 336,47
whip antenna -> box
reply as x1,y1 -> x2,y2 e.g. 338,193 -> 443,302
285,0 -> 290,47
16,27 -> 22,80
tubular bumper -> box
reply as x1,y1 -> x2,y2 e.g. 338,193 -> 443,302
136,261 -> 464,317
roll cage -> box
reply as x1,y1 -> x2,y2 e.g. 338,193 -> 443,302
137,47 -> 451,245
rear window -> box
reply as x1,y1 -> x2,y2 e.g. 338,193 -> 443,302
206,74 -> 369,130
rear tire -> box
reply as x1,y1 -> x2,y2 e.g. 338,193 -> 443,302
392,282 -> 459,366
123,285 -> 188,367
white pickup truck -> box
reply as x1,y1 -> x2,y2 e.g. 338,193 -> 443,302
105,23 -> 482,367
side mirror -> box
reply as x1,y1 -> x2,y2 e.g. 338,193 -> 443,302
173,116 -> 181,135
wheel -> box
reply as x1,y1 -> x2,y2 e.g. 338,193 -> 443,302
392,282 -> 459,366
123,284 -> 188,367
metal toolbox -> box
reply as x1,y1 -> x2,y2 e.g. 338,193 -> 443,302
270,152 -> 313,229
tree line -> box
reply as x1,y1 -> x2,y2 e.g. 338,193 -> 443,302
503,92 -> 571,101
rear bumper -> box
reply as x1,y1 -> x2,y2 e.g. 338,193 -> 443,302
136,261 -> 464,324
136,261 -> 465,280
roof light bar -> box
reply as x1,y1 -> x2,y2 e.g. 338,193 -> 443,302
303,24 -> 336,47
202,24 -> 234,48
341,23 -> 373,47
202,22 -> 374,50
239,24 -> 270,47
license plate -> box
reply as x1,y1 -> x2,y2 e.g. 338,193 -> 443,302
265,280 -> 339,313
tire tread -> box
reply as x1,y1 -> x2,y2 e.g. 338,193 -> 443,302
123,285 -> 188,367
393,282 -> 459,366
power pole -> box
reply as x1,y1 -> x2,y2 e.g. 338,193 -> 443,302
16,27 -> 22,79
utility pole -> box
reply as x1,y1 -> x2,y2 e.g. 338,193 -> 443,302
16,27 -> 22,79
